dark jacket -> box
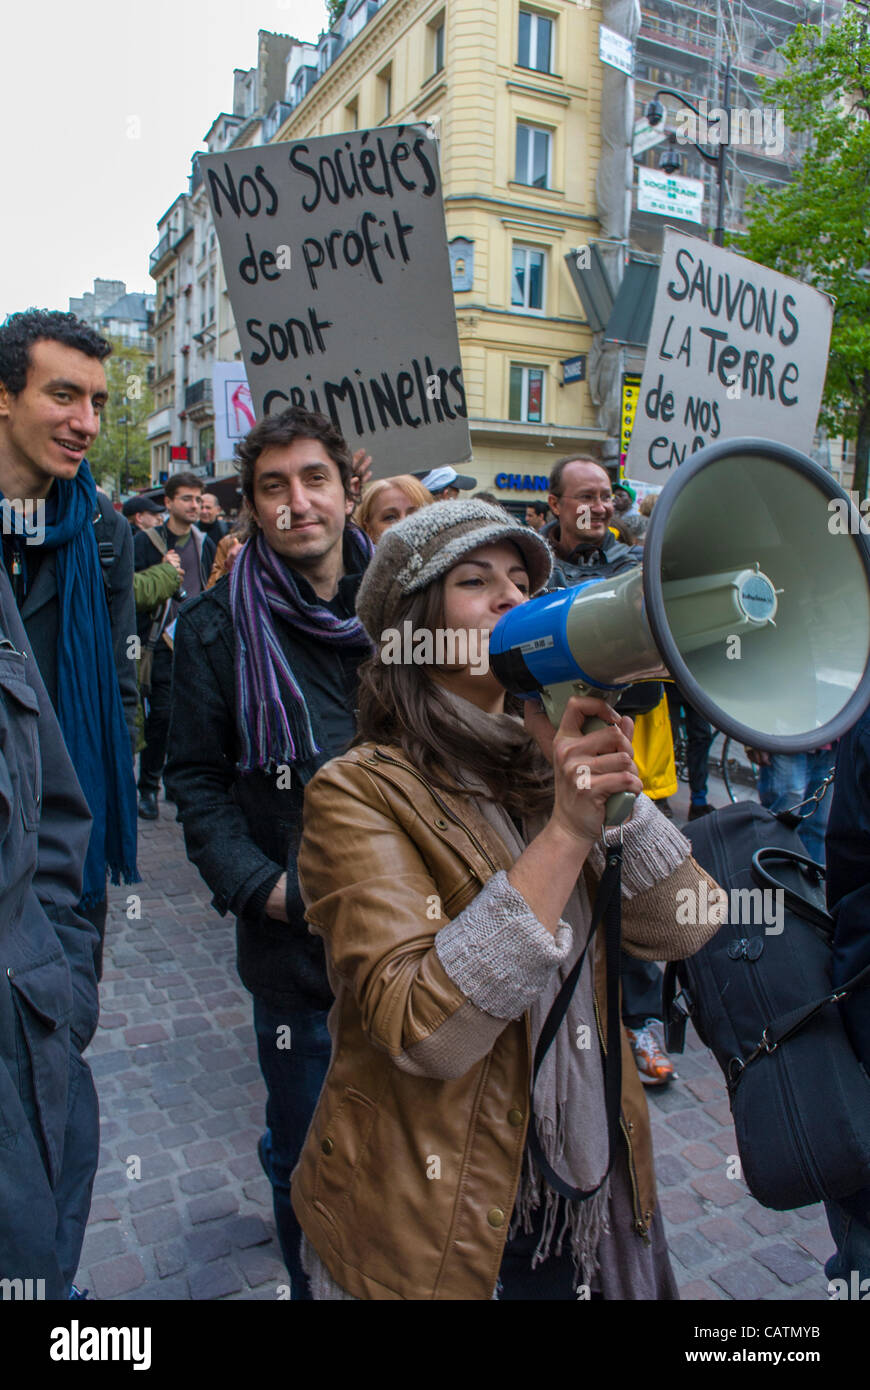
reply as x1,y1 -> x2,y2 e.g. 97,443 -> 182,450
543,520 -> 645,588
165,556 -> 368,1010
12,491 -> 139,753
133,522 -> 216,638
826,708 -> 870,1072
0,568 -> 100,1297
198,517 -> 229,545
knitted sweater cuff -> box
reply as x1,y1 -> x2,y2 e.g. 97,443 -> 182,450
245,869 -> 283,922
435,869 -> 573,1020
587,792 -> 692,897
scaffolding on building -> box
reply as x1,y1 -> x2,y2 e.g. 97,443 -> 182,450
632,0 -> 847,243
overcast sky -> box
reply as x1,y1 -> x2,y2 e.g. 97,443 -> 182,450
1,0 -> 330,318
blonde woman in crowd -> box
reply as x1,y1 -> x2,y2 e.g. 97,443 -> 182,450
355,475 -> 433,543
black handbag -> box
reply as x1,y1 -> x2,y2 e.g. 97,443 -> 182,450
664,801 -> 870,1211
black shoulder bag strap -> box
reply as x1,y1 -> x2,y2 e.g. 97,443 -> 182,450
526,833 -> 624,1203
92,499 -> 117,614
139,527 -> 173,700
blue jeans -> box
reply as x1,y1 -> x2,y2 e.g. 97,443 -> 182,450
824,1186 -> 870,1292
757,749 -> 836,866
253,998 -> 331,1301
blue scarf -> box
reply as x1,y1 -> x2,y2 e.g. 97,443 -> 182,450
229,524 -> 374,773
1,463 -> 139,907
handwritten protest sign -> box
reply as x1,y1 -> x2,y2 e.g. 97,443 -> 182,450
626,229 -> 833,484
200,127 -> 471,477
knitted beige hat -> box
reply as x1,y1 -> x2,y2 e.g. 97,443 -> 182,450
355,498 -> 553,640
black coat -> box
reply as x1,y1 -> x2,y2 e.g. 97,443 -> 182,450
0,568 -> 100,1296
197,517 -> 229,545
133,522 -> 216,638
543,520 -> 645,587
826,708 -> 870,1072
165,563 -> 368,1011
13,492 -> 139,752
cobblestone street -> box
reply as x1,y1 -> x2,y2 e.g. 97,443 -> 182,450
76,773 -> 837,1302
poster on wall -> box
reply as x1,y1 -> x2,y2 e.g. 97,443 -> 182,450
213,361 -> 254,464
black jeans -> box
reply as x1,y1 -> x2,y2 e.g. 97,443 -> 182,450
666,684 -> 714,800
498,1201 -> 603,1300
253,997 -> 332,1300
138,645 -> 173,795
621,953 -> 664,1028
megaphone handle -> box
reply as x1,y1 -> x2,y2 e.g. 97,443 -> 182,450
582,716 -> 637,827
540,682 -> 637,828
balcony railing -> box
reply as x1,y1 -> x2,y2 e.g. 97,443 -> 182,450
149,212 -> 193,272
149,233 -> 172,273
185,379 -> 213,410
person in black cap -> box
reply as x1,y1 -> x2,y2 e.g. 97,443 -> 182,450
122,494 -> 164,531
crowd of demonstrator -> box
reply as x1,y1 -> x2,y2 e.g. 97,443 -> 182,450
0,308 -> 866,1301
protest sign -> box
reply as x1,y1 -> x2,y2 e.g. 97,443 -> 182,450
213,361 -> 254,464
626,229 -> 833,483
200,126 -> 471,477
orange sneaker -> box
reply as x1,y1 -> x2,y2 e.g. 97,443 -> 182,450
625,1019 -> 675,1086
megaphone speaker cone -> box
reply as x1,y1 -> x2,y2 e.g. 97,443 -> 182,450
644,438 -> 870,752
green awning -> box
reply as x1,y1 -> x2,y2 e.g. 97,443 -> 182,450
604,257 -> 660,347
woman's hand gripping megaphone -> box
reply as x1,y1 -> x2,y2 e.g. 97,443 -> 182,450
525,694 -> 643,841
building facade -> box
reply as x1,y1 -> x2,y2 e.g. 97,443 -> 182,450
271,0 -> 607,502
69,278 -> 155,351
146,31 -> 294,482
591,0 -> 851,484
147,195 -> 194,482
146,1 -> 851,491
146,7 -> 607,493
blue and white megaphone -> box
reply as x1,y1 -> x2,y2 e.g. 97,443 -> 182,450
490,439 -> 870,825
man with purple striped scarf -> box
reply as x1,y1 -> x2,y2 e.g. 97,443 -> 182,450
166,409 -> 374,1299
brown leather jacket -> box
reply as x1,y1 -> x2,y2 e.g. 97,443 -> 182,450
292,744 -> 720,1300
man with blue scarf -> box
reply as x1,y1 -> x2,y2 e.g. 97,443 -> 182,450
0,310 -> 140,978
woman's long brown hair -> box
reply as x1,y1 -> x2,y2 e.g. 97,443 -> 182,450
353,575 -> 554,816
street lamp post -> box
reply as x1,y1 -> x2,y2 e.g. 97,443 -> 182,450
646,56 -> 732,248
118,414 -> 129,495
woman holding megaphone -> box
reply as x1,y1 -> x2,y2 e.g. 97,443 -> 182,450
291,499 -> 723,1300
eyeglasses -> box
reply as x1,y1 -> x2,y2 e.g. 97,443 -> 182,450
557,492 -> 613,506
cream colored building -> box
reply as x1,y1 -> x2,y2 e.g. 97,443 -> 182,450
267,0 -> 607,504
149,5 -> 852,494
